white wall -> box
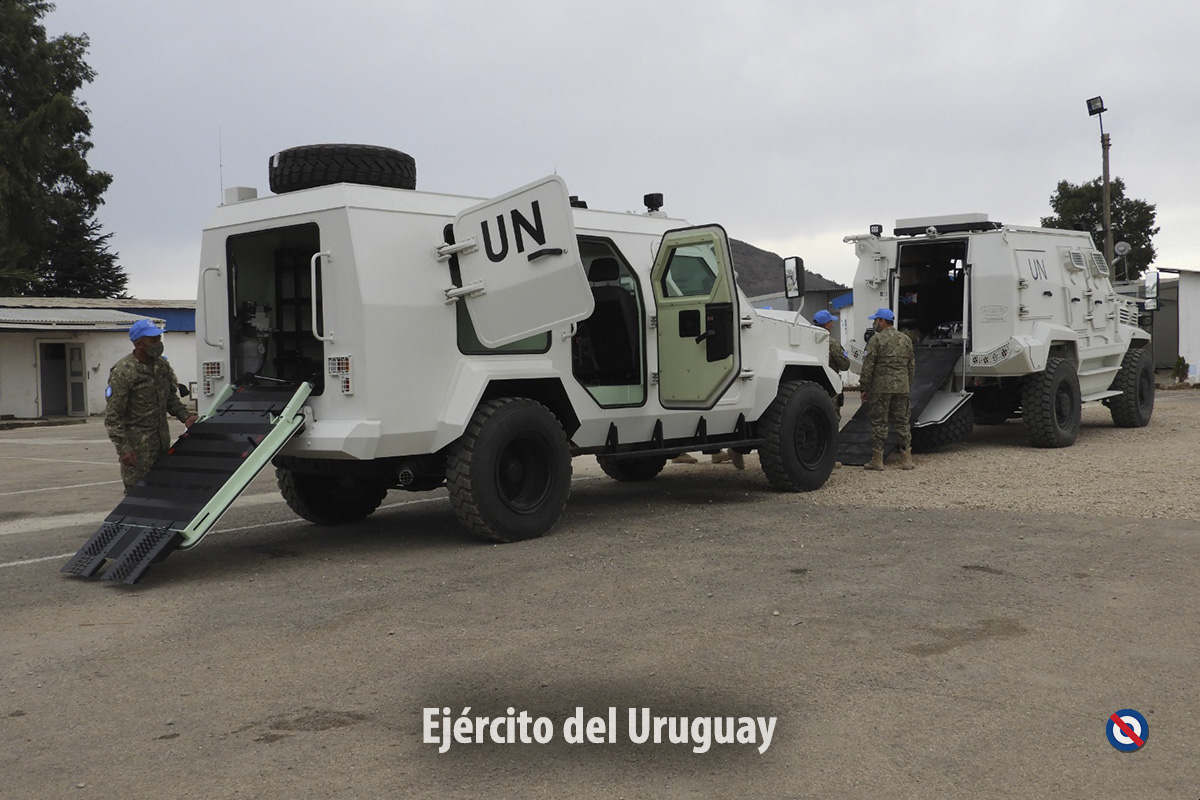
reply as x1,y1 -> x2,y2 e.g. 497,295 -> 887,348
0,330 -> 196,418
1179,272 -> 1200,383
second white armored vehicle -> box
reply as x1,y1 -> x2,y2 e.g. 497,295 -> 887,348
838,213 -> 1153,462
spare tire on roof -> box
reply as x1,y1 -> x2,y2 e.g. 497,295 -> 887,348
268,144 -> 417,194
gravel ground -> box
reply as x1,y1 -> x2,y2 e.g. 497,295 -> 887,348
665,388 -> 1200,521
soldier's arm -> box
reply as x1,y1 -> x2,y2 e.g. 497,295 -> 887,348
104,372 -> 133,455
829,338 -> 850,372
162,361 -> 191,422
860,340 -> 875,388
907,345 -> 916,384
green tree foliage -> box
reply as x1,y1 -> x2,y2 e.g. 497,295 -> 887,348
1040,177 -> 1158,280
0,0 -> 127,297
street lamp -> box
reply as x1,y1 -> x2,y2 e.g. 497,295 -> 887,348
1086,96 -> 1115,270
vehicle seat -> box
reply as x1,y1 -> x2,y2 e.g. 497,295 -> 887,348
577,257 -> 639,384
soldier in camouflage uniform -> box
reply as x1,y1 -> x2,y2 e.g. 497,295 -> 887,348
858,308 -> 916,471
813,310 -> 850,421
105,319 -> 198,493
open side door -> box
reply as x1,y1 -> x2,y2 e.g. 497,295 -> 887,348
443,175 -> 593,348
649,225 -> 740,408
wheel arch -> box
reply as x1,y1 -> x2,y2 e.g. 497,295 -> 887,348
480,378 -> 580,437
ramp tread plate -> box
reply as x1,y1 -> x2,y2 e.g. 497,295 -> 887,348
64,382 -> 310,583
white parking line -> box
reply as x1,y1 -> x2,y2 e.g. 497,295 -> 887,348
0,480 -> 122,497
0,455 -> 115,467
0,438 -> 111,445
0,494 -> 449,569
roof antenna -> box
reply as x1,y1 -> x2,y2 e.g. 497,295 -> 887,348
218,127 -> 225,202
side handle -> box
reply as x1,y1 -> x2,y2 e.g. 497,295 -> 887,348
310,251 -> 333,343
200,266 -> 224,348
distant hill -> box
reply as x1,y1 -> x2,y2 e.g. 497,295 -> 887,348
730,238 -> 846,297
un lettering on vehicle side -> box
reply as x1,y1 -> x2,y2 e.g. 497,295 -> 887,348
481,200 -> 546,262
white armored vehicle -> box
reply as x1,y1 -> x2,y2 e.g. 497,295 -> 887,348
65,144 -> 841,583
836,213 -> 1153,463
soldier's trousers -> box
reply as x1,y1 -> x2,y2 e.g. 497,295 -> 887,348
868,392 -> 911,450
119,431 -> 168,493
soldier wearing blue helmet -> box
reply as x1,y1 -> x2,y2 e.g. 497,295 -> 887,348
104,319 -> 198,492
859,308 -> 915,471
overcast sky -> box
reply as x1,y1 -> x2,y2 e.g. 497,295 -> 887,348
44,0 -> 1200,299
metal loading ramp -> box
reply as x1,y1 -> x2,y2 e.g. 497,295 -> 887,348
62,382 -> 312,585
837,346 -> 963,465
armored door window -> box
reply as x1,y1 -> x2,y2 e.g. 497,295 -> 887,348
661,244 -> 718,298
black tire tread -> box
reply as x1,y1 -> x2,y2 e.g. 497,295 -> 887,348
445,398 -> 571,543
269,143 -> 416,194
759,380 -> 837,492
1020,356 -> 1081,448
596,455 -> 667,482
911,402 -> 975,452
276,466 -> 387,524
1108,346 -> 1155,428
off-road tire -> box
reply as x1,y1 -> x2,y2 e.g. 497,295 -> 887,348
276,466 -> 388,524
758,381 -> 838,491
1107,346 -> 1155,428
596,455 -> 667,482
269,144 -> 417,194
445,398 -> 572,542
911,402 -> 975,452
1020,356 -> 1081,448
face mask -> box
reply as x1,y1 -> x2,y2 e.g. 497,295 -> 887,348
146,341 -> 165,358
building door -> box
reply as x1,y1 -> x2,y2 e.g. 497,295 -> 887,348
67,343 -> 87,416
38,343 -> 68,417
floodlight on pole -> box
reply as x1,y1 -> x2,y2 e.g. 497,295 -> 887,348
1086,96 -> 1114,270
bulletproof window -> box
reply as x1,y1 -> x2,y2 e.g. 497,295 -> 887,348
660,244 -> 718,298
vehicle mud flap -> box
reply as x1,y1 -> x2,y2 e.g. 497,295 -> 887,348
837,346 -> 963,465
61,383 -> 312,585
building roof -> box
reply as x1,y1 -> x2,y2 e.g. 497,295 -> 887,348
0,297 -> 194,309
0,307 -> 158,331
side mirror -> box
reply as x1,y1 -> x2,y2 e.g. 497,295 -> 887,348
783,256 -> 805,300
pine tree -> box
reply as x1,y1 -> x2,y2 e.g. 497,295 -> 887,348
0,0 -> 127,297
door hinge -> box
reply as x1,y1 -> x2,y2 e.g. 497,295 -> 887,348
739,368 -> 755,381
444,281 -> 486,304
435,238 -> 478,262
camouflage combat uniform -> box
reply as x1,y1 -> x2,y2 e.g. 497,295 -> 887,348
827,333 -> 850,420
104,354 -> 191,492
859,326 -> 915,450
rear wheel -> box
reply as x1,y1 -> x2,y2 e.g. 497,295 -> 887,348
1021,356 -> 1081,448
759,381 -> 838,491
911,402 -> 975,452
276,467 -> 388,524
596,455 -> 667,482
1107,347 -> 1155,428
446,398 -> 572,542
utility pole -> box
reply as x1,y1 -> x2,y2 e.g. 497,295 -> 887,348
1087,97 -> 1115,269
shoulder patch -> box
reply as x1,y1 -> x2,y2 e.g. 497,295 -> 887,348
105,385 -> 112,399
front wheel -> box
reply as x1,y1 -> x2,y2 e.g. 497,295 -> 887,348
1021,356 -> 1081,448
445,398 -> 572,542
1107,347 -> 1155,428
758,381 -> 838,491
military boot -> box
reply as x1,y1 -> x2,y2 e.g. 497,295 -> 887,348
899,449 -> 916,470
864,449 -> 885,471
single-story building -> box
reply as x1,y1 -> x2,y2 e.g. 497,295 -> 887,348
1160,267 -> 1200,382
0,298 -> 197,419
